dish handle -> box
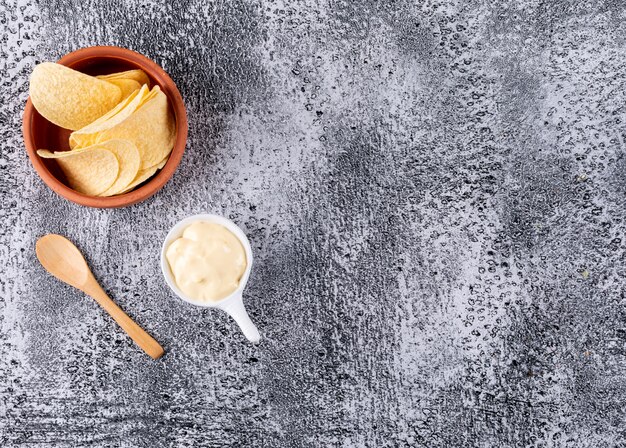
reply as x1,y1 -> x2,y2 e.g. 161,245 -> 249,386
219,294 -> 261,344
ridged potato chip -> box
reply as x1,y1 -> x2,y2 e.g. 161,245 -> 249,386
30,63 -> 122,130
96,86 -> 175,169
156,155 -> 169,169
37,144 -> 119,195
138,87 -> 159,106
69,84 -> 150,149
104,78 -> 141,100
97,69 -> 150,87
119,166 -> 158,194
99,140 -> 141,197
119,154 -> 169,194
121,154 -> 170,193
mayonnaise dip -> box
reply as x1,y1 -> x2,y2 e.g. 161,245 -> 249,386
165,221 -> 247,302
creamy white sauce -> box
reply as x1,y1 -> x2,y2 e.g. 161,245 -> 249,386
166,222 -> 247,302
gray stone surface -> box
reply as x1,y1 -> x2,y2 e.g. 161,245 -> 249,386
2,0 -> 626,446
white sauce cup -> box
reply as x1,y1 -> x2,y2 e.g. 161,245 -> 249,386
161,213 -> 261,343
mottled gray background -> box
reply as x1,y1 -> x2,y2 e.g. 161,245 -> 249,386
2,0 -> 626,446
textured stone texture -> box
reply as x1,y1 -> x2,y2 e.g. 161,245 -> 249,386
2,0 -> 626,446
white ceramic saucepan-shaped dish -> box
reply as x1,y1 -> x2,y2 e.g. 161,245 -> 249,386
161,213 -> 261,343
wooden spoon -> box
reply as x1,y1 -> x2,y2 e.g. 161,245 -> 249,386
36,234 -> 164,360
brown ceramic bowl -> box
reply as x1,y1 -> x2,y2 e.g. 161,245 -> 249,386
23,46 -> 188,208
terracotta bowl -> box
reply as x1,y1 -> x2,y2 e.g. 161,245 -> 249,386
23,46 -> 188,208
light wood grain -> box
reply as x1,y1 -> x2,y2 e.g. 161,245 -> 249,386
35,234 -> 164,360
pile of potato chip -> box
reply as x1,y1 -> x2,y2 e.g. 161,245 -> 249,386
29,63 -> 176,196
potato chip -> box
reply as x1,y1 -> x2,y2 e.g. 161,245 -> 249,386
142,146 -> 172,170
97,69 -> 150,87
156,155 -> 169,169
29,62 -> 122,130
69,84 -> 150,149
99,140 -> 141,197
96,86 -> 176,169
117,153 -> 169,194
138,87 -> 159,106
104,78 -> 141,100
37,145 -> 119,195
119,166 -> 158,194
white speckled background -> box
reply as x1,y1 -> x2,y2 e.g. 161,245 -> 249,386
2,0 -> 626,446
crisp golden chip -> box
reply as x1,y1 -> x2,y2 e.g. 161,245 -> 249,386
138,87 -> 159,106
118,154 -> 168,194
97,69 -> 150,87
69,84 -> 150,149
104,78 -> 141,100
29,62 -> 122,130
37,145 -> 119,195
96,86 -> 175,169
142,145 -> 171,170
149,150 -> 172,170
99,140 -> 141,197
156,155 -> 169,169
119,166 -> 158,194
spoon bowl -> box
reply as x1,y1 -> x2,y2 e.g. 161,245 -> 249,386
36,234 -> 90,288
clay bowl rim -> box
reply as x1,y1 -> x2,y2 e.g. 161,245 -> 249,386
22,45 -> 188,208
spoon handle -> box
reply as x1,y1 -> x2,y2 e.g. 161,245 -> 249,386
84,276 -> 165,359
